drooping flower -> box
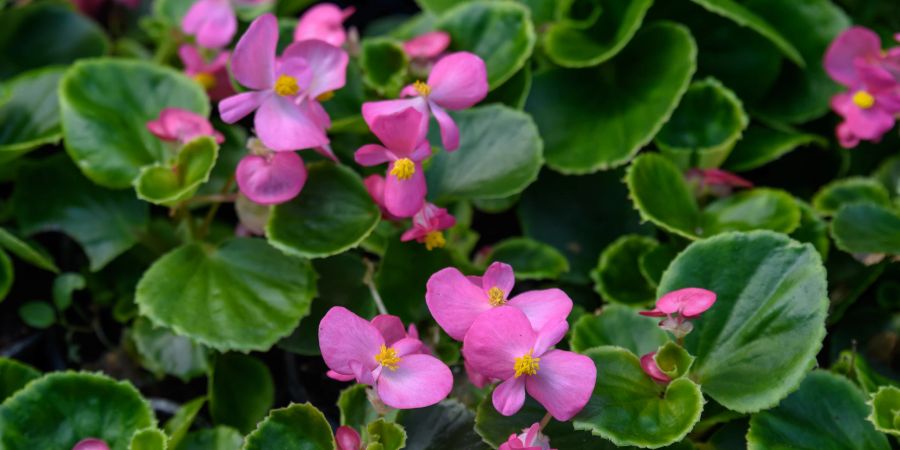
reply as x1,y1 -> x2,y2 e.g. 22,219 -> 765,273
498,423 -> 555,450
362,52 -> 488,151
363,175 -> 401,221
235,138 -> 307,205
182,0 -> 237,49
401,203 -> 456,250
639,287 -> 717,338
72,438 -> 110,450
335,426 -> 362,450
146,108 -> 224,144
319,307 -> 453,409
426,262 -> 573,341
463,307 -> 595,420
355,106 -> 431,217
219,14 -> 348,152
640,351 -> 671,384
403,31 -> 451,60
179,45 -> 234,101
294,3 -> 355,46
685,168 -> 753,198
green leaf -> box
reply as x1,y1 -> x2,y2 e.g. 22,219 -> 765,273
242,403 -> 335,450
0,227 -> 58,273
396,400 -> 489,450
267,162 -> 381,259
658,231 -> 828,412
338,384 -> 398,433
656,78 -> 748,169
874,155 -> 900,198
812,177 -> 892,216
18,301 -> 56,329
638,243 -> 681,287
543,0 -> 653,68
869,385 -> 900,437
131,318 -> 209,382
746,371 -> 889,449
0,357 -> 40,403
135,238 -> 317,351
173,427 -> 242,450
701,188 -> 801,236
570,304 -> 669,355
414,0 -> 464,14
367,419 -> 406,450
130,428 -> 167,450
655,342 -> 695,380
210,354 -> 274,435
591,235 -> 658,306
476,395 -> 611,450
60,59 -> 209,188
831,350 -> 898,396
375,239 -> 454,323
484,237 -> 569,280
483,65 -> 532,110
0,67 -> 65,161
52,272 -> 86,311
0,249 -> 12,302
573,346 -> 705,448
134,136 -> 220,206
164,397 -> 206,450
722,125 -> 824,172
831,203 -> 900,256
425,105 -> 543,201
12,155 -> 149,271
0,372 -> 155,449
0,2 -> 108,80
360,38 -> 408,97
526,21 -> 696,173
437,2 -> 536,89
790,200 -> 830,260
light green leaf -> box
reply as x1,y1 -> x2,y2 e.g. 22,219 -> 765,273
869,385 -> 900,437
831,203 -> 900,256
656,342 -> 694,380
130,428 -> 167,450
173,427 -> 242,450
0,67 -> 65,161
18,301 -> 55,329
52,273 -> 85,311
164,397 -> 206,450
812,177 -> 892,216
134,136 -> 219,206
0,227 -> 58,273
0,357 -> 40,403
591,235 -> 658,306
360,38 -> 409,97
131,318 -> 209,382
210,354 -> 274,435
367,419 -> 406,450
723,125 -> 824,172
396,400 -> 488,450
242,403 -> 335,450
484,237 -> 569,281
570,304 -> 669,355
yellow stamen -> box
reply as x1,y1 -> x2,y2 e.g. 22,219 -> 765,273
375,344 -> 401,371
424,231 -> 446,250
317,91 -> 335,101
514,350 -> 540,378
852,90 -> 875,109
413,80 -> 431,96
274,74 -> 300,97
390,158 -> 415,180
193,72 -> 216,90
488,287 -> 506,306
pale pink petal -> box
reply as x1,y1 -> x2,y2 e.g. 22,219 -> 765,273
236,152 -> 306,205
641,352 -> 671,383
362,97 -> 428,128
836,121 -> 860,148
843,104 -> 896,140
147,108 -> 218,144
532,320 -> 569,357
404,31 -> 451,59
351,360 -> 378,386
368,106 -> 429,154
507,289 -> 573,334
492,376 -> 527,416
392,337 -> 423,357
335,426 -> 362,450
364,174 -> 401,220
656,287 -> 717,318
306,99 -> 333,130
376,354 -> 452,409
219,91 -> 268,123
318,307 -> 384,376
178,44 -> 204,71
312,144 -> 339,162
354,144 -> 394,166
384,162 -> 427,218
430,103 -> 460,151
824,26 -> 882,87
255,96 -> 329,151
465,359 -> 490,388
482,262 -> 515,296
293,3 -> 353,47
425,267 -> 493,341
73,439 -> 110,450
462,306 -> 537,380
231,13 -> 278,90
525,350 -> 596,421
327,370 -> 356,382
182,0 -> 236,49
427,52 -> 488,109
410,141 -> 433,161
283,40 -> 349,98
371,314 -> 407,345
698,168 -> 753,188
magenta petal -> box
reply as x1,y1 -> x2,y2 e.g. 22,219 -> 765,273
836,121 -> 860,148
525,350 -> 596,421
182,0 -> 236,49
404,31 -> 451,59
384,162 -> 427,218
425,267 -> 493,341
178,44 -> 204,70
318,307 -> 384,376
641,352 -> 672,383
824,26 -> 882,87
430,103 -> 460,151
371,314 -> 407,345
376,354 -> 452,409
282,40 -> 349,98
463,306 -> 537,380
362,98 -> 429,129
236,152 -> 306,205
368,106 -> 429,154
844,105 -> 897,140
428,52 -> 489,109
532,320 -> 569,356
293,3 -> 351,47
255,96 -> 328,151
354,144 -> 394,166
335,426 -> 362,450
465,358 -> 491,389
231,13 -> 278,90
392,337 -> 423,357
219,91 -> 268,124
482,262 -> 515,296
147,107 -> 217,143
656,287 -> 717,318
73,438 -> 110,450
507,288 -> 573,334
493,376 -> 527,416
327,370 -> 356,382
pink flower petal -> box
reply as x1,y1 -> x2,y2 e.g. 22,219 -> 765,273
236,152 -> 306,205
73,438 -> 110,450
640,352 -> 671,383
371,314 -> 407,345
824,26 -> 882,87
384,161 -> 427,218
392,337 -> 424,357
327,370 -> 356,382
482,262 -> 515,297
219,91 -> 268,123
182,0 -> 236,49
318,306 -> 384,377
354,144 -> 394,166
362,98 -> 428,129
293,3 -> 353,47
656,287 -> 717,318
404,31 -> 451,59
255,96 -> 329,151
492,376 -> 527,416
525,350 -> 596,421
231,13 -> 278,90
836,121 -> 860,148
335,426 -> 362,450
430,103 -> 460,151
463,306 -> 537,380
147,108 -> 220,144
507,289 -> 573,334
425,267 -> 493,341
428,52 -> 488,110
178,44 -> 205,70
843,104 -> 896,140
368,106 -> 429,154
465,359 -> 491,388
363,174 -> 401,220
376,354 -> 452,409
282,40 -> 349,99
532,320 -> 568,357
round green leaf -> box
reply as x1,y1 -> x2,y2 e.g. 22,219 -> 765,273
396,400 -> 488,450
722,125 -> 824,172
526,21 -> 696,173
18,301 -> 55,329
425,105 -> 543,201
174,427 -> 242,450
591,235 -> 658,305
747,371 -> 889,450
831,203 -> 900,256
367,419 -> 406,450
130,428 -> 167,450
359,38 -> 408,97
131,318 -> 209,382
242,403 -> 335,450
573,346 -> 704,448
135,238 -> 317,351
476,396 -> 609,450
655,342 -> 695,380
134,136 -> 219,206
0,249 -> 11,302
638,243 -> 681,287
0,67 -> 65,161
570,304 -> 669,355
267,162 -> 381,259
812,177 -> 892,216
210,354 -> 274,434
0,372 -> 155,450
484,237 -> 569,280
656,78 -> 748,169
0,357 -> 40,403
0,227 -> 58,273
658,231 -> 828,412
544,0 -> 652,68
60,59 -> 209,188
437,2 -> 536,89
869,386 -> 900,437
700,188 -> 801,236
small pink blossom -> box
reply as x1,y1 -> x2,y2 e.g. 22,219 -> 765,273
426,262 -> 573,341
499,423 -> 555,450
294,3 -> 355,47
179,45 -> 235,101
371,314 -> 427,355
362,52 -> 487,151
335,426 -> 362,450
146,108 -> 224,145
235,138 -> 307,205
403,31 -> 451,60
639,288 -> 716,339
364,175 -> 402,221
464,307 -> 595,420
401,203 -> 456,251
640,351 -> 671,384
72,438 -> 110,450
182,0 -> 237,49
319,307 -> 452,409
685,168 -> 753,198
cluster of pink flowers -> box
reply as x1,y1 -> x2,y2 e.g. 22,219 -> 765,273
825,27 -> 900,148
638,288 -> 716,383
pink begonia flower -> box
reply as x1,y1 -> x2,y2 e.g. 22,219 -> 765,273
640,351 -> 671,384
362,52 -> 488,151
319,307 -> 453,409
464,307 -> 595,421
294,3 -> 355,47
236,138 -> 307,205
72,439 -> 110,450
355,106 -> 431,217
639,288 -> 717,338
426,262 -> 573,342
371,314 -> 426,354
364,175 -> 402,221
219,14 -> 348,152
182,0 -> 237,49
404,31 -> 451,60
335,426 -> 362,450
465,358 -> 491,388
685,168 -> 753,198
499,423 -> 554,450
146,108 -> 224,144
179,45 -> 235,101
401,203 -> 456,250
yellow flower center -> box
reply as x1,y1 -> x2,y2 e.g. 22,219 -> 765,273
316,91 -> 335,101
488,287 -> 506,306
193,72 -> 216,90
413,80 -> 431,96
852,90 -> 875,109
514,350 -> 540,378
424,231 -> 446,250
375,344 -> 401,371
390,158 -> 415,180
274,74 -> 300,97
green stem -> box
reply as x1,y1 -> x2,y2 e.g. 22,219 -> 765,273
539,412 -> 552,430
199,176 -> 235,239
362,259 -> 388,315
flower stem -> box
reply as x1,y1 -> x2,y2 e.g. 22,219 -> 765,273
363,259 -> 388,315
539,412 -> 553,430
199,175 -> 235,239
